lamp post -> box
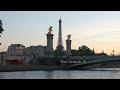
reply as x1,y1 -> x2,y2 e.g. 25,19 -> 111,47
112,50 -> 115,56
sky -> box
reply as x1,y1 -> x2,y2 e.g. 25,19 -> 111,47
0,11 -> 120,55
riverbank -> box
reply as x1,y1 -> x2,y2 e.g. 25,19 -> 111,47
0,65 -> 66,72
1,60 -> 120,72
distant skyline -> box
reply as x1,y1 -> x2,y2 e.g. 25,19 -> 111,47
0,11 -> 120,55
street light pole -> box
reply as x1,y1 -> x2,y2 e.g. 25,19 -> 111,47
112,50 -> 115,56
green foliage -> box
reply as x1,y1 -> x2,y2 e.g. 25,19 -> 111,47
0,20 -> 4,36
78,45 -> 95,56
54,49 -> 66,57
95,52 -> 107,56
54,44 -> 107,56
54,45 -> 66,57
71,49 -> 79,56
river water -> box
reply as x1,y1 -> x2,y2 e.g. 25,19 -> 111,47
0,68 -> 120,79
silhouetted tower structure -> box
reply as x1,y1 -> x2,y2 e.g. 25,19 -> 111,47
66,34 -> 72,66
66,34 -> 72,56
45,26 -> 54,57
56,18 -> 64,51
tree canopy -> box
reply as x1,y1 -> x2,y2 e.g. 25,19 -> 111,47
78,45 -> 95,56
71,45 -> 107,56
54,49 -> 66,57
0,19 -> 4,36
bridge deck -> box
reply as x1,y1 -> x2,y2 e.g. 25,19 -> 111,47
68,56 -> 120,68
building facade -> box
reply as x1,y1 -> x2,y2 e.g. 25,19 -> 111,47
2,44 -> 25,65
3,55 -> 25,65
24,45 -> 45,58
7,44 -> 25,56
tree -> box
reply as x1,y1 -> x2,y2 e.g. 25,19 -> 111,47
71,49 -> 79,56
54,45 -> 66,57
95,50 -> 107,56
54,49 -> 66,57
0,19 -> 4,37
78,45 -> 95,56
95,52 -> 107,56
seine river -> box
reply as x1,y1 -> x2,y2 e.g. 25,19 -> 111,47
0,68 -> 120,79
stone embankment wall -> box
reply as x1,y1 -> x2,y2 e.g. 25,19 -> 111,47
0,64 -> 65,72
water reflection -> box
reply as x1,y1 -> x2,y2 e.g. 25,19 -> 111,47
44,70 -> 54,79
0,68 -> 120,79
0,72 -> 4,79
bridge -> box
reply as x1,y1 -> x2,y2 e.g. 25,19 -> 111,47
60,56 -> 120,69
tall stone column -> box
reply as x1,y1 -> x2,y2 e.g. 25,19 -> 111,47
46,26 -> 54,57
66,34 -> 72,56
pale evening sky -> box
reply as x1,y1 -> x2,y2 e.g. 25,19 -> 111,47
0,11 -> 120,55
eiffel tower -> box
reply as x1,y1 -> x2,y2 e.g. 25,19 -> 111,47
56,18 -> 64,51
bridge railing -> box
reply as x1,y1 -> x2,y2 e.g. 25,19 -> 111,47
68,56 -> 120,67
60,56 -> 120,67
